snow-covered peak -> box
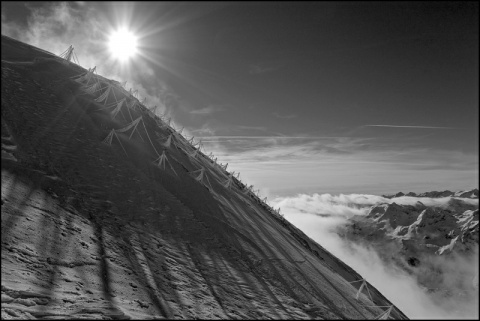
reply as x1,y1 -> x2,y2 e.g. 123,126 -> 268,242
367,202 -> 421,228
454,189 -> 479,198
347,198 -> 477,256
383,188 -> 479,199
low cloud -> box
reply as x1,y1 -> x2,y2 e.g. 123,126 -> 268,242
270,193 -> 479,319
194,131 -> 478,197
273,193 -> 479,218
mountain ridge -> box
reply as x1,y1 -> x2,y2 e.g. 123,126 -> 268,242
382,188 -> 479,199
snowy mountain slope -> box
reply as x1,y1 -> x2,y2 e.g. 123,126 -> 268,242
1,35 -> 408,320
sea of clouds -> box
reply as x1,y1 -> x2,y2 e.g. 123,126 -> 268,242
270,193 -> 479,319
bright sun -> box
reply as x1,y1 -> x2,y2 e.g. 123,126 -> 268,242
108,28 -> 138,61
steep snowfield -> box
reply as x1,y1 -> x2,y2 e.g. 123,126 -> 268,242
1,35 -> 408,320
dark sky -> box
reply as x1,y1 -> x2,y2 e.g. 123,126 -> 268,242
136,2 -> 479,128
2,1 -> 478,195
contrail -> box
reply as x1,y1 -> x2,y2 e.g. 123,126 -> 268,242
364,125 -> 456,129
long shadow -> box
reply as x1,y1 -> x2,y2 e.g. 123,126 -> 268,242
196,204 -> 309,304
1,167 -> 36,244
246,209 -> 358,318
185,209 -> 298,318
214,194 -> 349,318
121,230 -> 173,319
90,214 -> 117,311
1,60 -> 105,317
125,174 -> 289,319
210,248 -> 287,319
2,170 -> 81,318
184,242 -> 230,318
34,192 -> 70,316
179,197 -> 304,319
137,240 -> 176,319
213,251 -> 288,319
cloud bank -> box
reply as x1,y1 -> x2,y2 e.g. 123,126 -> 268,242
270,193 -> 479,319
273,193 -> 478,217
195,126 -> 478,197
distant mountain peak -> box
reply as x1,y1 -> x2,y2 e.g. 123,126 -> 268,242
383,188 -> 479,199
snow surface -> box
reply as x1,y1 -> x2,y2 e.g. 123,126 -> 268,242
1,35 -> 408,320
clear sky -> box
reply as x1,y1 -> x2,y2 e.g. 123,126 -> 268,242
2,1 -> 478,197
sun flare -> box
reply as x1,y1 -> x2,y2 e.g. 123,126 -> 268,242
108,28 -> 138,61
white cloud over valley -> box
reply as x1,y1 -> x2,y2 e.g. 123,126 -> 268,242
270,193 -> 479,319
